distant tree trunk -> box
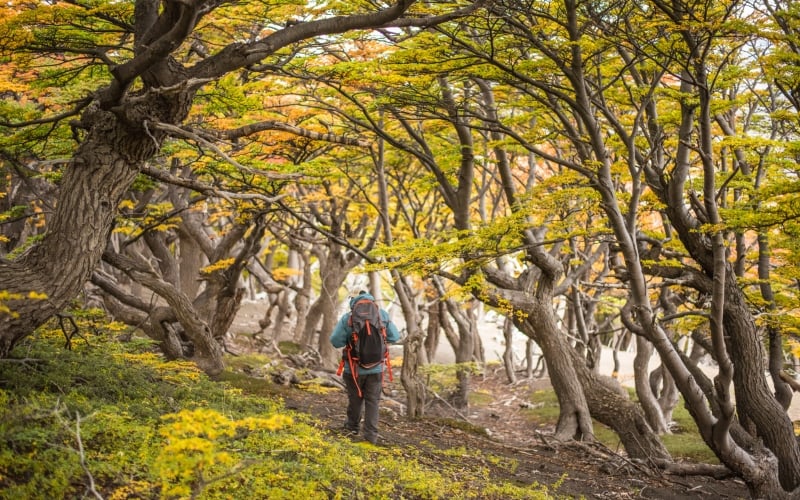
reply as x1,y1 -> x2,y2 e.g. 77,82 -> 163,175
570,286 -> 601,370
397,274 -> 426,418
316,291 -> 339,367
369,271 -> 382,303
301,242 -> 359,368
441,296 -> 478,409
634,336 -> 669,434
758,235 -> 793,411
179,233 -> 205,298
292,253 -> 313,343
209,215 -> 268,342
424,297 -> 441,362
649,364 -> 679,426
271,290 -> 292,340
502,317 -> 516,384
525,339 -> 538,378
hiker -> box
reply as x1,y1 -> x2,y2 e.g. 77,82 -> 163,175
330,290 -> 400,444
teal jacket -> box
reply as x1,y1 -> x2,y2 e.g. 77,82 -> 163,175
330,292 -> 400,375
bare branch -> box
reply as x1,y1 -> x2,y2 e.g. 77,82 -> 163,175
145,121 -> 301,180
54,409 -> 104,500
73,412 -> 104,500
190,1 -> 418,80
0,98 -> 92,128
779,371 -> 800,393
659,310 -> 710,323
140,163 -> 286,204
219,120 -> 370,147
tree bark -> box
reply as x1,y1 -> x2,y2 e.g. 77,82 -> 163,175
634,336 -> 669,434
502,317 -> 517,384
424,296 -> 442,362
571,349 -> 671,461
1,108 -> 162,354
516,296 -> 595,442
397,275 -> 426,418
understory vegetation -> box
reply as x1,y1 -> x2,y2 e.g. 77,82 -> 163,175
433,357 -> 723,464
0,315 -> 560,500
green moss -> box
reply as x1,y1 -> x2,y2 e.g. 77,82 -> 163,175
277,340 -> 303,355
522,389 -> 561,422
0,314 -> 558,500
660,404 -> 719,463
435,417 -> 491,437
468,388 -> 495,406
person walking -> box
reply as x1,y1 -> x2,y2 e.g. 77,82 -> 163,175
330,290 -> 400,445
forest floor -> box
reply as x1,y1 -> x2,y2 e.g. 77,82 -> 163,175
276,364 -> 752,499
232,301 -> 752,498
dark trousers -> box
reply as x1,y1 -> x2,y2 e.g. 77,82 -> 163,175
343,372 -> 382,443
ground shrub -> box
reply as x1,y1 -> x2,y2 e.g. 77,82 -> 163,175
0,314 -> 559,499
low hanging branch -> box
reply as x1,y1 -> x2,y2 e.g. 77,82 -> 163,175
218,120 -> 371,147
145,121 -> 302,180
140,164 -> 286,205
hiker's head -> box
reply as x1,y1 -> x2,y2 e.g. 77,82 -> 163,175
349,290 -> 373,309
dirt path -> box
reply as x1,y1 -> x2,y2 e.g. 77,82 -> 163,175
280,368 -> 751,499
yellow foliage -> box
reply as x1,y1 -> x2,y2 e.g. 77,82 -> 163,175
108,480 -> 155,500
27,290 -> 48,300
201,258 -> 236,275
117,353 -> 203,385
789,340 -> 800,359
118,199 -> 136,210
0,290 -> 21,318
271,267 -> 303,281
154,408 -> 292,497
0,289 -> 46,318
297,379 -> 338,395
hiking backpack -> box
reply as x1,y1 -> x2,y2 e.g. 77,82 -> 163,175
347,298 -> 387,369
337,297 -> 392,395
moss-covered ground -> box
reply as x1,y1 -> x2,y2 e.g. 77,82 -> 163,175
0,316 -> 750,499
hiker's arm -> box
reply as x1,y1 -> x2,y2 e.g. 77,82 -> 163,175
330,314 -> 350,348
382,311 -> 401,343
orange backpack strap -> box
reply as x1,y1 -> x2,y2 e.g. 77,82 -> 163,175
381,326 -> 393,382
349,355 -> 362,398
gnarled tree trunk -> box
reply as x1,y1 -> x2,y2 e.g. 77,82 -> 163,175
1,104 -> 170,355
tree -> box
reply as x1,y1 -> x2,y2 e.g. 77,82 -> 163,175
0,0 -> 427,373
452,0 -> 800,496
353,6 -> 671,458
